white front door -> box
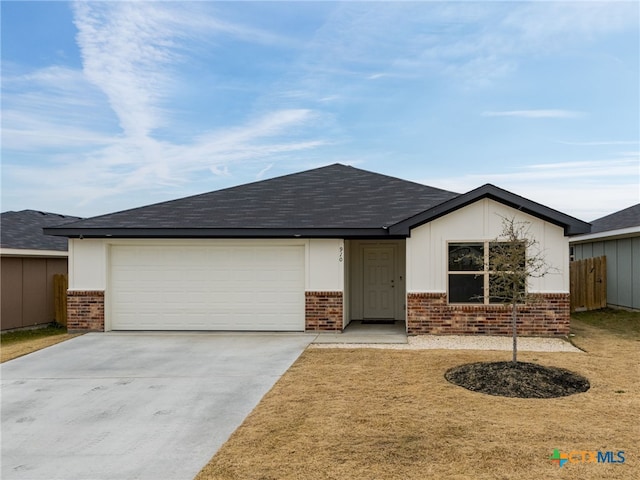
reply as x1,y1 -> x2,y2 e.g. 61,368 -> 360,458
363,245 -> 396,319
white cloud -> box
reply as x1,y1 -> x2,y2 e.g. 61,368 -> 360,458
2,1 -> 637,219
71,0 -> 300,139
256,163 -> 273,179
1,125 -> 116,151
1,65 -> 117,150
557,140 -> 639,146
524,159 -> 638,174
2,3 -> 329,215
2,107 -> 327,215
209,165 -> 230,177
264,0 -> 638,100
72,1 -> 181,138
504,1 -> 639,43
482,110 -> 585,119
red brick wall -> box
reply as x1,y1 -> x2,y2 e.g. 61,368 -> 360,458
67,290 -> 104,332
305,291 -> 343,332
407,292 -> 570,336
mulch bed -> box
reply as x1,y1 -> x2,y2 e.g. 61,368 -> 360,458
445,361 -> 590,398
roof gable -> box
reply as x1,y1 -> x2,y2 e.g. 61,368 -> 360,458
388,184 -> 591,236
1,210 -> 82,251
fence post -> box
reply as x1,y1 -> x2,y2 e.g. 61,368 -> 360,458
597,256 -> 607,309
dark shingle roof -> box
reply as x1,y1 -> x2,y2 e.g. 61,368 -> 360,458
45,164 -> 459,237
44,163 -> 590,238
590,203 -> 640,234
1,210 -> 82,251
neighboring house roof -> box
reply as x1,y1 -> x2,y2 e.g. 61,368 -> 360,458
590,203 -> 640,234
44,163 -> 590,239
1,210 -> 82,252
570,203 -> 640,243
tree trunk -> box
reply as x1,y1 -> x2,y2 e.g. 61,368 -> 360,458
511,301 -> 518,364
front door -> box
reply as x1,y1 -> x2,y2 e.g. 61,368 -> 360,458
363,245 -> 396,319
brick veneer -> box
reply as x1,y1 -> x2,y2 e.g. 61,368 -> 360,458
407,292 -> 570,337
305,291 -> 343,332
67,290 -> 105,332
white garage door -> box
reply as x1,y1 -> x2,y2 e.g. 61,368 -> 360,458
109,245 -> 305,331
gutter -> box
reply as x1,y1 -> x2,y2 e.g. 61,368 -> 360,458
43,227 -> 407,240
0,247 -> 68,258
570,225 -> 640,244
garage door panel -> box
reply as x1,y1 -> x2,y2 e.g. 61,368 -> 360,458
110,245 -> 305,331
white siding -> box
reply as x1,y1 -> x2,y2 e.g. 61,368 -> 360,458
406,199 -> 569,293
307,239 -> 344,291
68,239 -> 107,290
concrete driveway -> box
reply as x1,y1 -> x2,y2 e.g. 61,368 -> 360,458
1,332 -> 312,480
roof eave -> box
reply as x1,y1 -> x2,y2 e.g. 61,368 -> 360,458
0,247 -> 69,257
43,227 -> 406,239
570,225 -> 640,243
388,184 -> 591,236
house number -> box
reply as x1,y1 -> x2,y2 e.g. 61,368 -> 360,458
339,246 -> 344,262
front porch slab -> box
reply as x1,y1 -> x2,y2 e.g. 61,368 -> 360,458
311,320 -> 408,344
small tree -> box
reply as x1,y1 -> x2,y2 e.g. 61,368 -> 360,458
488,216 -> 552,363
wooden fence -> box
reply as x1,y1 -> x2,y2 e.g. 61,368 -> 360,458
570,256 -> 607,312
53,274 -> 68,326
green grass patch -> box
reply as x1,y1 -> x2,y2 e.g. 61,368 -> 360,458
572,308 -> 640,339
1,324 -> 67,345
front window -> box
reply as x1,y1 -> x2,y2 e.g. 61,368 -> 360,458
448,241 -> 525,304
448,243 -> 484,303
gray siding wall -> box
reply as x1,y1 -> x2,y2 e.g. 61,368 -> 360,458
573,236 -> 640,310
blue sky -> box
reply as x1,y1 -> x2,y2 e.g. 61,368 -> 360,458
2,1 -> 638,221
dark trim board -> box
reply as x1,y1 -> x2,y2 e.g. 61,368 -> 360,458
43,227 -> 403,239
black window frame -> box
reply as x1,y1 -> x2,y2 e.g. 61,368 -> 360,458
447,241 -> 526,305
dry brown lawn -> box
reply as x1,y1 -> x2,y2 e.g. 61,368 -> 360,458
1,332 -> 81,363
197,315 -> 639,480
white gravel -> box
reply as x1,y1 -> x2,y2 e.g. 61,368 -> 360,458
309,335 -> 583,352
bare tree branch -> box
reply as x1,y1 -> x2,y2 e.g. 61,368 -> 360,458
489,215 -> 553,363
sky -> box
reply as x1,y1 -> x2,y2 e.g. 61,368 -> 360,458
1,1 -> 639,222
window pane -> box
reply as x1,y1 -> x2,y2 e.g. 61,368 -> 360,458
449,274 -> 484,303
449,243 -> 484,271
489,241 -> 526,271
